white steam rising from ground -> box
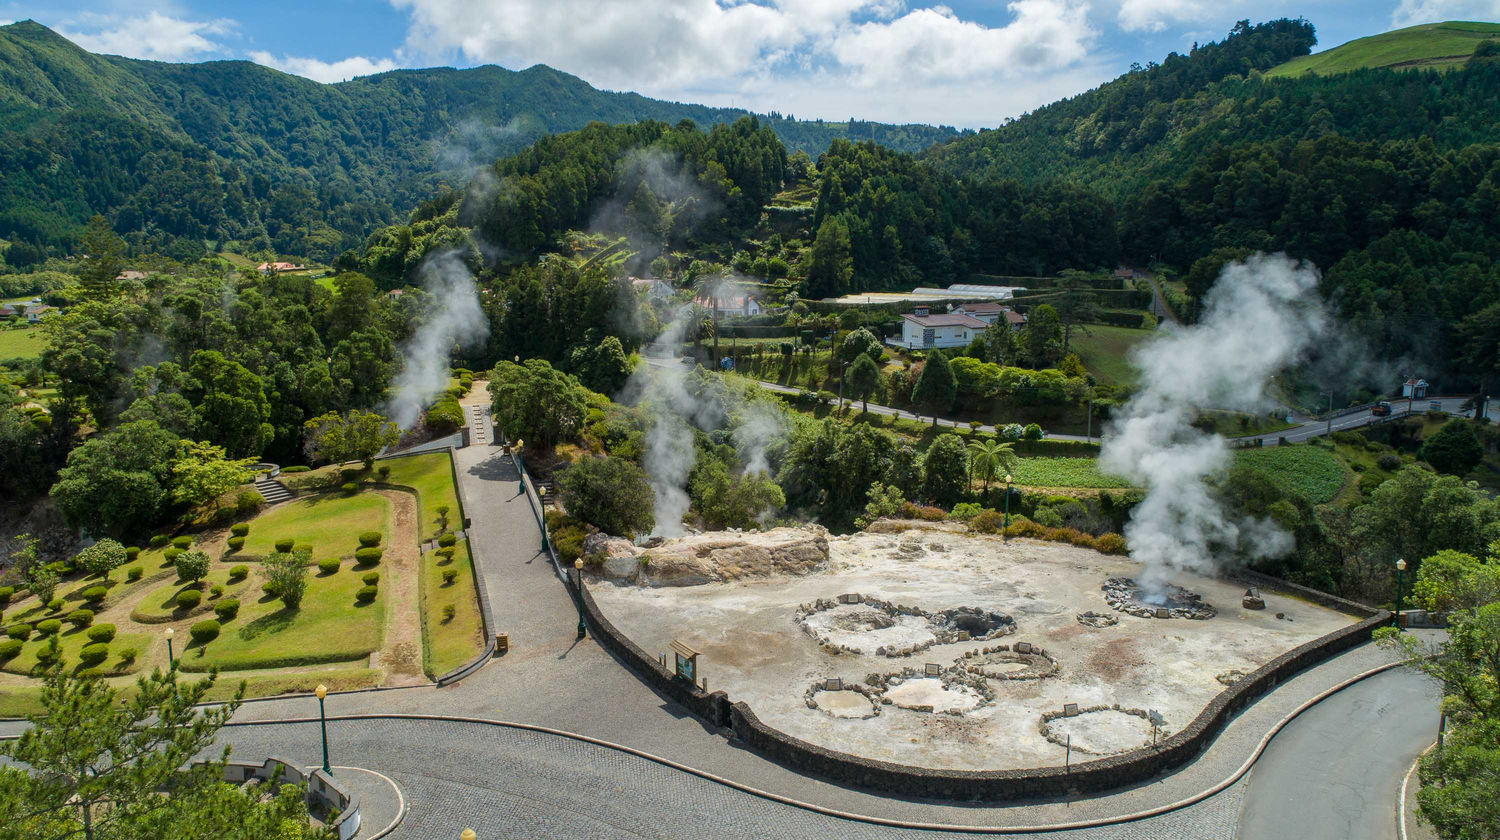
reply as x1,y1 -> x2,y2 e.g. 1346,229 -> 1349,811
1099,254 -> 1328,595
388,250 -> 489,429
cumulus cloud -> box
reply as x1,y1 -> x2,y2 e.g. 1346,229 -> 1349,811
249,51 -> 401,83
1392,0 -> 1500,27
1116,0 -> 1214,32
59,11 -> 233,61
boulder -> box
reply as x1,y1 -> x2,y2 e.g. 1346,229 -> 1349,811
632,527 -> 830,587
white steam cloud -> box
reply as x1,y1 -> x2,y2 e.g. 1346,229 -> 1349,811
1099,254 -> 1328,594
388,250 -> 489,429
624,311 -> 710,537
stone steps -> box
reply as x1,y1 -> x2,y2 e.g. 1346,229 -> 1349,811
254,478 -> 293,504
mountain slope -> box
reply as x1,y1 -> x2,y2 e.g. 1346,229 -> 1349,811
1266,20 -> 1500,77
0,20 -> 957,260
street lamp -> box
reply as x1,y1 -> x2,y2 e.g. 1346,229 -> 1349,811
1394,558 -> 1407,630
315,683 -> 331,774
164,627 -> 175,669
539,485 -> 549,553
573,559 -> 587,639
1003,474 -> 1013,531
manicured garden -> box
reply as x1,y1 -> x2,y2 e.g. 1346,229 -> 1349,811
382,452 -> 463,541
235,492 -> 389,559
419,541 -> 483,678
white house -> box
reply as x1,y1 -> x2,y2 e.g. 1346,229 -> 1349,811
891,307 -> 987,349
1402,378 -> 1429,399
693,291 -> 761,317
951,301 -> 1003,323
24,304 -> 56,323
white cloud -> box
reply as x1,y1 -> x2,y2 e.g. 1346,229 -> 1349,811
1116,0 -> 1214,32
1392,0 -> 1500,27
249,51 -> 401,83
58,12 -> 233,61
392,0 -> 1098,124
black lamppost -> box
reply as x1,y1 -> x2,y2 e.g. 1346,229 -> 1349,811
1394,558 -> 1407,630
1003,473 -> 1013,530
164,627 -> 175,669
573,559 -> 587,639
315,683 -> 331,774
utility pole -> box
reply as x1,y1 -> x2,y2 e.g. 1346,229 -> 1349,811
1326,391 -> 1333,437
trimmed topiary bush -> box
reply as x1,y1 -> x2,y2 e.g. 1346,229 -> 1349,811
294,543 -> 313,555
358,531 -> 382,547
175,589 -> 202,610
361,571 -> 379,585
87,623 -> 116,643
442,604 -> 456,622
34,643 -> 60,665
190,620 -> 220,643
0,639 -> 20,660
163,547 -> 184,563
318,558 -> 340,575
274,538 -> 295,553
341,482 -> 358,494
354,547 -> 382,565
117,647 -> 138,663
172,536 -> 193,550
435,546 -> 455,563
79,643 -> 109,666
210,584 -> 225,597
227,536 -> 245,551
442,568 -> 458,585
78,667 -> 104,679
235,491 -> 263,515
214,598 -> 239,620
36,619 -> 61,635
229,565 -> 249,581
230,522 -> 250,537
81,586 -> 108,604
0,586 -> 11,603
149,534 -> 170,548
355,585 -> 378,603
48,598 -> 66,612
126,566 -> 143,582
7,624 -> 31,641
67,609 -> 94,628
174,550 -> 210,584
125,546 -> 140,561
438,532 -> 457,548
262,581 -> 280,598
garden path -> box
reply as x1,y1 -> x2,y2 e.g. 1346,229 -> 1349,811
371,489 -> 425,687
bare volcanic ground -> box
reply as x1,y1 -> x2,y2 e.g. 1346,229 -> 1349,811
587,524 -> 1358,771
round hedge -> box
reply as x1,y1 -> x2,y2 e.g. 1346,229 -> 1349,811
274,538 -> 295,553
318,558 -> 340,575
78,643 -> 109,666
442,568 -> 458,585
355,585 -> 378,603
81,586 -> 108,603
36,619 -> 61,635
171,536 -> 193,549
34,644 -> 60,665
213,599 -> 239,620
227,537 -> 245,551
438,532 -> 457,548
294,543 -> 313,555
67,609 -> 94,627
358,531 -> 382,547
78,667 -> 105,680
87,623 -> 116,643
6,624 -> 30,641
354,547 -> 382,565
230,522 -> 250,537
190,620 -> 220,643
210,584 -> 225,597
229,565 -> 249,581
361,571 -> 379,585
163,547 -> 185,563
341,482 -> 358,494
47,598 -> 65,612
261,581 -> 280,597
126,566 -> 144,581
125,546 -> 140,560
149,535 -> 170,548
0,586 -> 12,603
175,589 -> 203,610
0,639 -> 20,660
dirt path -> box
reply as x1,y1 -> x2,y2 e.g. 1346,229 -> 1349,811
373,489 -> 426,687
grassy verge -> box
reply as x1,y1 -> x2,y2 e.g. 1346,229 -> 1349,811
0,325 -> 44,359
418,542 -> 483,679
1068,325 -> 1153,387
0,629 -> 150,677
380,452 -> 462,542
0,667 -> 383,717
129,569 -> 249,623
237,492 -> 390,561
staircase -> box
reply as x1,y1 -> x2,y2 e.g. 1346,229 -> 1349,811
250,463 -> 294,505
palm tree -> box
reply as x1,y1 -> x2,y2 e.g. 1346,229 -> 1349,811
967,439 -> 1019,492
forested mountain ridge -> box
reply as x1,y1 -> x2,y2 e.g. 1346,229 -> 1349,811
0,20 -> 956,261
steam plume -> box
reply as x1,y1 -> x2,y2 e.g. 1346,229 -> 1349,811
388,249 -> 489,429
1099,254 -> 1327,592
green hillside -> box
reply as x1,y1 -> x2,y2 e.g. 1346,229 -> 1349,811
0,20 -> 956,262
1267,20 -> 1500,77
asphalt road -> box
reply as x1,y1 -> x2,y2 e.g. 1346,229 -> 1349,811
1238,666 -> 1442,840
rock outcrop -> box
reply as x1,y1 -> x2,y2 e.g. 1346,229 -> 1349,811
591,526 -> 830,586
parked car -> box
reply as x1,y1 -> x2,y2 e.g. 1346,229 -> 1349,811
1371,401 -> 1393,417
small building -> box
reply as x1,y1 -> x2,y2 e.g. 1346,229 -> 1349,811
891,306 -> 987,349
24,303 -> 56,323
0,304 -> 18,318
387,289 -> 404,301
256,262 -> 305,274
1002,308 -> 1027,331
693,291 -> 761,318
950,301 -> 1004,323
1402,378 -> 1429,399
630,276 -> 674,300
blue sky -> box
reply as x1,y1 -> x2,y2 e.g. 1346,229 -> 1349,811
12,1 -> 1500,127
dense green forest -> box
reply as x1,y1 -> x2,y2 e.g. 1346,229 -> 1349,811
0,20 -> 957,261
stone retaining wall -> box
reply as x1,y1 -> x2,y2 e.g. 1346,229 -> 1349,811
218,755 -> 360,839
578,570 -> 1389,800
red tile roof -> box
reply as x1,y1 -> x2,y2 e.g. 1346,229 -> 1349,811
903,313 -> 987,328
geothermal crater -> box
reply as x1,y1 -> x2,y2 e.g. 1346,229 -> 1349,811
797,595 -> 1016,657
1102,577 -> 1217,620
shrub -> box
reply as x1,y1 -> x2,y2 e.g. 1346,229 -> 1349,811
125,546 -> 140,561
230,522 -> 250,537
82,585 -> 109,603
227,536 -> 245,551
172,536 -> 193,550
1377,453 -> 1401,471
210,584 -> 225,597
294,543 -> 313,555
236,490 -> 264,515
358,531 -> 382,547
175,589 -> 202,610
214,598 -> 240,620
354,548 -> 382,565
163,547 -> 184,563
274,538 -> 295,553
282,465 -> 310,473
149,535 -> 170,548
79,642 -> 109,666
543,510 -> 573,531
79,667 -> 105,679
87,623 -> 116,643
948,502 -> 985,521
48,598 -> 66,612
229,565 -> 249,581
443,604 -> 456,622
7,624 -> 31,640
438,532 -> 457,548
117,647 -> 138,663
264,551 -> 308,609
900,502 -> 947,521
341,482 -> 358,495
187,620 -> 219,643
174,550 -> 210,583
316,557 -> 340,575
0,639 -> 20,660
442,568 -> 458,585
126,566 -> 143,582
554,527 -> 585,562
361,571 -> 379,585
355,585 -> 378,603
36,618 -> 61,635
377,465 -> 391,482
436,546 -> 455,563
262,581 -> 280,598
75,539 -> 128,580
0,586 -> 11,603
1031,506 -> 1065,528
969,510 -> 1005,534
34,642 -> 60,665
67,609 -> 94,628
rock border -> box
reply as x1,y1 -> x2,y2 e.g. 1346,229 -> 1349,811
795,594 -> 1016,658
1039,705 -> 1160,755
956,643 -> 1060,680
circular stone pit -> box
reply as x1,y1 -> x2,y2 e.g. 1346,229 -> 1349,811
1101,577 -> 1217,620
1075,610 -> 1119,628
956,643 -> 1060,680
864,665 -> 995,716
796,594 -> 1015,658
1040,705 -> 1166,755
805,681 -> 882,719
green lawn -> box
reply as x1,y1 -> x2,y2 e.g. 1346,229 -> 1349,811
381,452 -> 462,541
177,563 -> 384,672
0,325 -> 45,359
0,628 -> 150,677
1068,325 -> 1155,388
129,569 -> 248,624
236,492 -> 390,560
1010,457 -> 1133,489
1233,444 -> 1348,504
1268,21 -> 1500,77
419,542 -> 483,679
0,666 -> 382,717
